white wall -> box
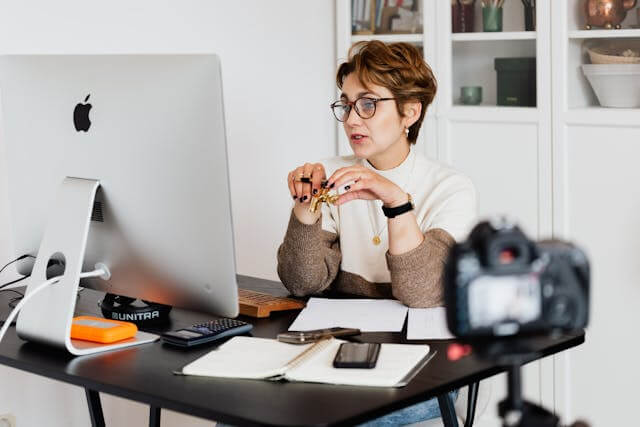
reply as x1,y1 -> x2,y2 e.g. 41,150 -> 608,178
0,1 -> 336,425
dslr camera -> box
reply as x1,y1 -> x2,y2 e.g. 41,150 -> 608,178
444,218 -> 590,338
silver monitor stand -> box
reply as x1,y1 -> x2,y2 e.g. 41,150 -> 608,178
17,178 -> 158,355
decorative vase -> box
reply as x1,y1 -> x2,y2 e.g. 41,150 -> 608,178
461,86 -> 483,105
523,1 -> 536,31
482,6 -> 503,32
584,0 -> 638,30
452,0 -> 476,33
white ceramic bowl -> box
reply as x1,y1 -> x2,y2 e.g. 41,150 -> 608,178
582,64 -> 640,108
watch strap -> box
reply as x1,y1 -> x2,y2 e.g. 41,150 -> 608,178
382,194 -> 414,218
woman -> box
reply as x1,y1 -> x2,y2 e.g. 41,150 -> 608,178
277,41 -> 476,425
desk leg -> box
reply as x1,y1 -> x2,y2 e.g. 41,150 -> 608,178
437,393 -> 459,427
465,382 -> 479,427
85,389 -> 105,427
149,406 -> 161,427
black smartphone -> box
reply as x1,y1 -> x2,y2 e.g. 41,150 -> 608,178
277,327 -> 361,344
333,342 -> 381,369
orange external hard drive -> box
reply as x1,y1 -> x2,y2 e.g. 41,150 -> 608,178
70,316 -> 138,343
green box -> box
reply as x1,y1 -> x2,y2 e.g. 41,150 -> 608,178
494,57 -> 536,107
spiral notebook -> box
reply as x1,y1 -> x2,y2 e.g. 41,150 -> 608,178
175,336 -> 434,388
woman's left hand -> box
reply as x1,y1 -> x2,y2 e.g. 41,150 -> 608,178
326,165 -> 408,208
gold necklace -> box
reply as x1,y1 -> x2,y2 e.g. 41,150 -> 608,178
367,201 -> 387,245
365,150 -> 416,246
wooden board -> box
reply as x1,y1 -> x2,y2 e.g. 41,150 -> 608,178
238,289 -> 306,318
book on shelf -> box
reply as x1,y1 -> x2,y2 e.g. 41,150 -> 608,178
175,336 -> 434,388
352,0 -> 422,36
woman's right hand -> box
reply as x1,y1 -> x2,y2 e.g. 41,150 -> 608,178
288,162 -> 326,224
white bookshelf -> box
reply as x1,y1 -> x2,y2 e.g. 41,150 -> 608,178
550,2 -> 640,425
351,33 -> 423,43
448,105 -> 539,123
563,108 -> 640,126
452,31 -> 537,42
445,4 -> 543,111
568,28 -> 640,39
559,0 -> 640,110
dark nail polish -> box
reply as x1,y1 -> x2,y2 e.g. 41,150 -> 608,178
313,189 -> 318,195
330,183 -> 335,189
345,185 -> 350,191
293,195 -> 297,199
302,195 -> 308,201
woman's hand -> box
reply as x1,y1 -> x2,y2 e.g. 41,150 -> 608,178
287,162 -> 326,224
326,165 -> 408,208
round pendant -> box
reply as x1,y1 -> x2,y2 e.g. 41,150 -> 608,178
372,236 -> 381,245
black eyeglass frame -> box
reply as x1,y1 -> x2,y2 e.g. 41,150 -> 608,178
330,97 -> 397,122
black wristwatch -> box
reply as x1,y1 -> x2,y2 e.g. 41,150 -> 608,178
382,193 -> 414,218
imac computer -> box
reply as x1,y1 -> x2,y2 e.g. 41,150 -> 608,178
0,54 -> 239,355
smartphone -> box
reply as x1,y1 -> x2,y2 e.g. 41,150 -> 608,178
333,342 -> 381,369
277,327 -> 360,344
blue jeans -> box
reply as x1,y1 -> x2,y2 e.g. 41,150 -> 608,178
217,390 -> 459,427
358,389 -> 459,427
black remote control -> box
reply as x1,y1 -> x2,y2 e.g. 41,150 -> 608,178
161,318 -> 252,347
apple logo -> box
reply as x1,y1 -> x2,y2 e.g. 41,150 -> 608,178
73,94 -> 92,132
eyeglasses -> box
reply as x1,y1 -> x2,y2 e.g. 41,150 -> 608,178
330,97 -> 396,122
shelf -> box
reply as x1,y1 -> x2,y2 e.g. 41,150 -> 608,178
564,107 -> 640,126
446,106 -> 539,123
568,29 -> 640,39
351,34 -> 423,44
451,31 -> 537,42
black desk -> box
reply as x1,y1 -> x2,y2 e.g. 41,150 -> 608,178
0,275 -> 584,426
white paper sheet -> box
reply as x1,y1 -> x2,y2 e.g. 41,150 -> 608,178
288,298 -> 408,332
407,307 -> 455,340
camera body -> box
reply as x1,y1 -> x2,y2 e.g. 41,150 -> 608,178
444,218 -> 590,338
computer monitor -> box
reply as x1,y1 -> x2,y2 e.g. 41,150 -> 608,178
0,54 -> 239,354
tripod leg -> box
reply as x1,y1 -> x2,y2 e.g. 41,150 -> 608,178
465,382 -> 479,427
438,392 -> 459,427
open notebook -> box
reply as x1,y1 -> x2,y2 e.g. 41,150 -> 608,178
176,336 -> 434,388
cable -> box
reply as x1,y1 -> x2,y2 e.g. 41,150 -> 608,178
0,276 -> 60,343
0,275 -> 29,291
1,256 -> 67,291
3,286 -> 83,310
0,265 -> 109,344
0,254 -> 35,277
0,254 -> 34,291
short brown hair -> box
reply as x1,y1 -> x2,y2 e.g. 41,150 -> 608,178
336,41 -> 437,144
